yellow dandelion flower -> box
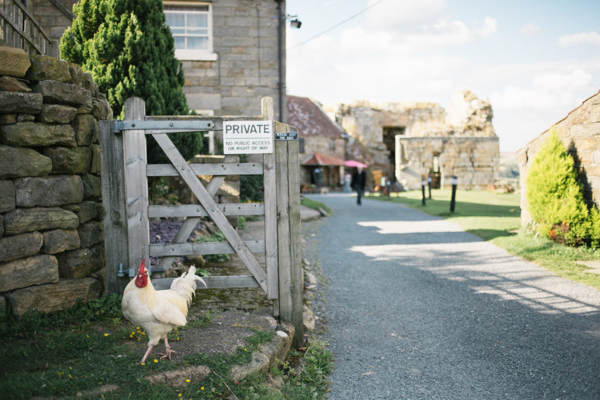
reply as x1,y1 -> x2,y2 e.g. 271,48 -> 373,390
244,348 -> 247,351
185,379 -> 190,383
136,326 -> 141,330
201,387 -> 204,390
141,362 -> 146,366
177,337 -> 180,341
104,333 -> 109,337
178,394 -> 182,398
153,359 -> 158,363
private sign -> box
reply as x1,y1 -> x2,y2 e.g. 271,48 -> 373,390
223,121 -> 273,154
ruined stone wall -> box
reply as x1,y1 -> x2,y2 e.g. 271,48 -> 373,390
0,48 -> 112,317
398,137 -> 499,189
518,91 -> 600,225
335,89 -> 499,189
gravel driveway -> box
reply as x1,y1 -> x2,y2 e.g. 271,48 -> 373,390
308,194 -> 600,399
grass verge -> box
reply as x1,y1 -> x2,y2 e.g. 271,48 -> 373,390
301,197 -> 333,216
368,189 -> 600,290
0,295 -> 333,399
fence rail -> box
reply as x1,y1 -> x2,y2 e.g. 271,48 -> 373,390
0,0 -> 55,56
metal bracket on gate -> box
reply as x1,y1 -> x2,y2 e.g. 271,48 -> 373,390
113,120 -> 214,132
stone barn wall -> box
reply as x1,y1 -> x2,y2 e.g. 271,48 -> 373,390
0,47 -> 112,317
518,91 -> 600,226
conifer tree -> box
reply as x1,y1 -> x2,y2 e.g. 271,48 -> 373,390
526,131 -> 590,244
60,0 -> 202,163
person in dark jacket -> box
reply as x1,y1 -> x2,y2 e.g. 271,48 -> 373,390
351,166 -> 367,205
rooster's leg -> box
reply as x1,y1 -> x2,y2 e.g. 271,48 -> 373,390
140,345 -> 154,364
160,334 -> 176,360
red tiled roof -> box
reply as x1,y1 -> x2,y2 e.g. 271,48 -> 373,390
302,152 -> 346,166
287,95 -> 344,138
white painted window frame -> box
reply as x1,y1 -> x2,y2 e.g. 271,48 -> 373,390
164,1 -> 218,61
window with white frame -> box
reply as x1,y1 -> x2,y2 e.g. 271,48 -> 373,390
164,2 -> 217,61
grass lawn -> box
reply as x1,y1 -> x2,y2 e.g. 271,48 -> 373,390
368,189 -> 600,290
0,295 -> 333,400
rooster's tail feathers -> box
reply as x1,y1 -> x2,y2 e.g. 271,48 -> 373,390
170,266 -> 207,304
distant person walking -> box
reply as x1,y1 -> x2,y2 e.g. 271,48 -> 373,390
351,166 -> 366,205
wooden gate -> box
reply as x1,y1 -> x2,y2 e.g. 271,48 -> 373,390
99,97 -> 303,344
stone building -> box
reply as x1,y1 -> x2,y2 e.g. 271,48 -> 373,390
286,95 -> 346,188
518,90 -> 600,226
332,89 -> 499,190
30,0 -> 76,55
17,0 -> 287,152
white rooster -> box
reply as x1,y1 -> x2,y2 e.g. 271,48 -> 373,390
122,259 -> 206,363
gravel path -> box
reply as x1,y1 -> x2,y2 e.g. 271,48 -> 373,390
309,194 -> 600,400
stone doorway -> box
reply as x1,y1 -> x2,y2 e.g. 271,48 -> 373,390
383,126 -> 405,183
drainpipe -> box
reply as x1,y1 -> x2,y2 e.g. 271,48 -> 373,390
276,0 -> 284,122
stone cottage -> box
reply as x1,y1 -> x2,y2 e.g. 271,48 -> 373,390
17,0 -> 287,153
331,89 -> 499,190
286,95 -> 346,188
518,90 -> 600,226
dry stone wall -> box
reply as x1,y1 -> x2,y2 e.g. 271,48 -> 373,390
0,47 -> 112,317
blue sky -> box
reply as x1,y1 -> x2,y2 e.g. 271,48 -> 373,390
286,0 -> 600,152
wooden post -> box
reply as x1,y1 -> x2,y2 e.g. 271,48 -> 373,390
287,137 -> 304,348
262,97 -> 279,301
274,116 -> 304,347
123,97 -> 150,275
99,120 -> 129,294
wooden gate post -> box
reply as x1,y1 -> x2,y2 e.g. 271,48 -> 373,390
122,97 -> 150,276
99,119 -> 129,294
99,97 -> 149,294
268,96 -> 304,347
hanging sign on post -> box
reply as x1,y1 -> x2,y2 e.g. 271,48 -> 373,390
223,121 -> 274,154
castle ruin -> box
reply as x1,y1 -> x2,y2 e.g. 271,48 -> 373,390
332,89 -> 499,189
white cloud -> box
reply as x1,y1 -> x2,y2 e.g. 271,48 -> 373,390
490,69 -> 594,112
520,23 -> 541,36
403,20 -> 474,48
532,69 -> 593,91
479,17 -> 497,39
490,86 -> 559,111
558,31 -> 600,49
364,0 -> 449,32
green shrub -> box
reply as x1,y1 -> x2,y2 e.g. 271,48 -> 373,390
60,0 -> 203,163
526,131 -> 590,245
240,174 -> 264,202
591,207 -> 600,249
196,232 -> 230,262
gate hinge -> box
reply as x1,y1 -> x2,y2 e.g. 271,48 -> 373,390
113,120 -> 215,132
